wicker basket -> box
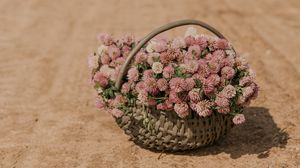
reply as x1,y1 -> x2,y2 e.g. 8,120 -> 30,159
114,20 -> 235,151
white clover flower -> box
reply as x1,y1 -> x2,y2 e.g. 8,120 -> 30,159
225,49 -> 236,57
99,64 -> 115,78
96,86 -> 103,93
185,27 -> 197,37
152,62 -> 163,74
147,52 -> 160,65
179,63 -> 188,73
248,68 -> 256,78
171,37 -> 186,49
97,45 -> 108,56
146,41 -> 155,53
235,55 -> 249,70
87,55 -> 98,69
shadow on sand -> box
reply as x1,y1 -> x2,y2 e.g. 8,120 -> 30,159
161,107 -> 289,159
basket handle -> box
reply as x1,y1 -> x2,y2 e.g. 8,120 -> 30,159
115,19 -> 226,90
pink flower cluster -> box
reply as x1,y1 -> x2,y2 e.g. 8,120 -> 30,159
89,29 -> 258,125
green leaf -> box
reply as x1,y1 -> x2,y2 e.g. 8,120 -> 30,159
130,43 -> 136,48
194,79 -> 202,88
137,63 -> 150,73
153,56 -> 160,62
154,73 -> 163,79
101,85 -> 118,99
174,66 -> 191,78
94,82 -> 101,90
200,48 -> 209,58
231,68 -> 251,86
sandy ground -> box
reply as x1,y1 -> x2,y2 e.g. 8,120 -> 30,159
1,0 -> 300,167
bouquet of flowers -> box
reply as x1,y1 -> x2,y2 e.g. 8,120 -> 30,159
88,19 -> 259,151
88,27 -> 258,125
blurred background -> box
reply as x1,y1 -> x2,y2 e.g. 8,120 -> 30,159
0,0 -> 299,167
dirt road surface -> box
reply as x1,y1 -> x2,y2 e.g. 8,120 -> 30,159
1,0 -> 300,167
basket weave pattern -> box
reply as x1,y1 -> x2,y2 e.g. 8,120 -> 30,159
116,107 -> 233,151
